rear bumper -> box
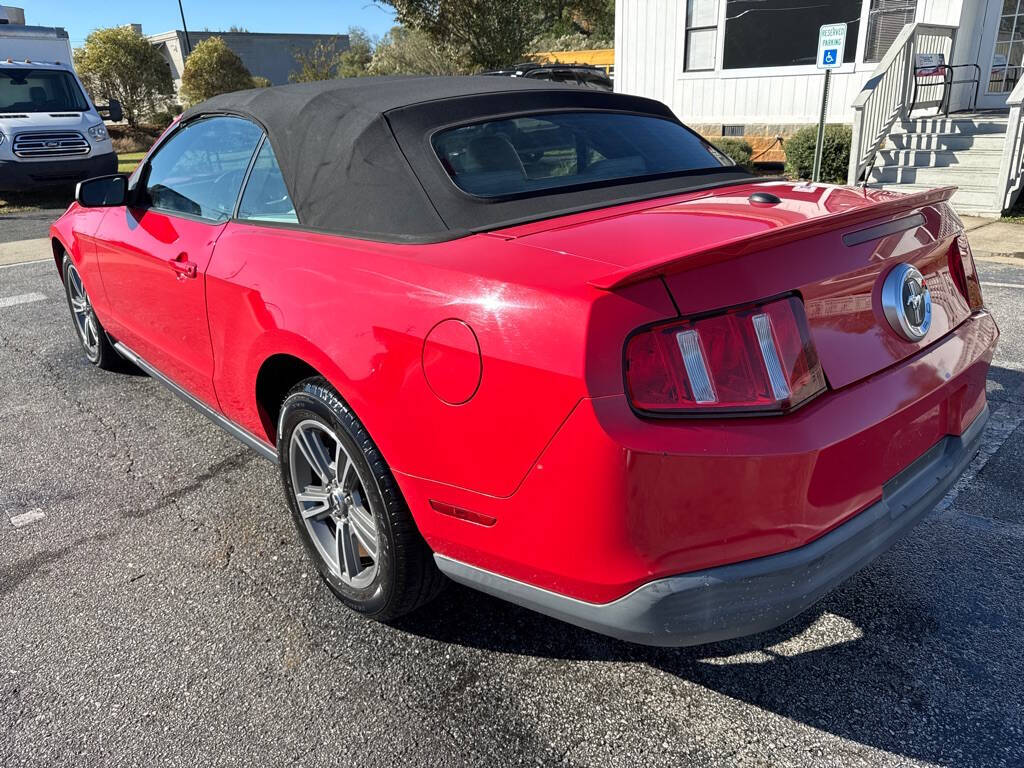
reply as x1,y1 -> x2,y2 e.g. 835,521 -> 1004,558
0,152 -> 117,192
436,403 -> 988,646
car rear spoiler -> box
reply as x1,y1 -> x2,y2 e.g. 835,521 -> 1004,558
588,186 -> 958,291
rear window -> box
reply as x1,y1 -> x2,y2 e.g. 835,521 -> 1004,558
432,111 -> 730,198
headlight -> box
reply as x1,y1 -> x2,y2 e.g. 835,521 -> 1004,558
88,124 -> 109,141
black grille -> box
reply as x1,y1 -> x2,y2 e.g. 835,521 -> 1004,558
13,131 -> 90,158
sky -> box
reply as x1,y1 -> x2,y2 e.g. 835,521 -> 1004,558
16,1 -> 398,47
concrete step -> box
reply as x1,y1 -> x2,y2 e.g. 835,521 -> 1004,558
869,165 -> 998,185
886,132 -> 1007,151
894,117 -> 1008,135
875,148 -> 1004,169
869,182 -> 1000,214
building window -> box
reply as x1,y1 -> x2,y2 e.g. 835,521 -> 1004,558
686,0 -> 719,71
864,1 -> 918,63
722,0 -> 861,69
991,0 -> 1024,94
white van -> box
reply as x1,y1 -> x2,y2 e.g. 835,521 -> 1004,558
0,24 -> 121,192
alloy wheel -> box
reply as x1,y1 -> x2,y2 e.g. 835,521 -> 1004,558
66,263 -> 100,360
289,419 -> 380,588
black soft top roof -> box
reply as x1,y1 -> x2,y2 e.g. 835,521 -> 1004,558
183,76 -> 753,243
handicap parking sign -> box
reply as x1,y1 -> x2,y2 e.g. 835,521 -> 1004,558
817,23 -> 847,69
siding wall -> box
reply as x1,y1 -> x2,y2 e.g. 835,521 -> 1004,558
616,0 -> 974,125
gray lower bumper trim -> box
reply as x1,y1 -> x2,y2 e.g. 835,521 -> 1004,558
435,405 -> 989,647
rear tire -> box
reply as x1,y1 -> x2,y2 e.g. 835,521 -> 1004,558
278,377 -> 445,621
62,255 -> 120,370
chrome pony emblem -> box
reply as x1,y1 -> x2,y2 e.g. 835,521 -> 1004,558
882,264 -> 931,342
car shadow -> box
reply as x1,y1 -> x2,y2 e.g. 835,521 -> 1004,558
394,367 -> 1024,766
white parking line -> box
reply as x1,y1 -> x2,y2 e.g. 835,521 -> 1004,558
0,258 -> 50,270
10,509 -> 46,528
932,402 -> 1024,518
993,359 -> 1024,372
0,292 -> 47,308
982,281 -> 1024,289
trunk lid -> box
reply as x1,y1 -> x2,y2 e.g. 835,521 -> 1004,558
512,182 -> 972,390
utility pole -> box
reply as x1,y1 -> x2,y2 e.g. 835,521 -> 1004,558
178,0 -> 193,55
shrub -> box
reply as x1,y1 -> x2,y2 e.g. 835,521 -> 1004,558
108,124 -> 165,152
250,76 -> 272,88
180,36 -> 255,105
784,124 -> 852,183
146,105 -> 182,131
369,26 -> 471,75
710,138 -> 753,170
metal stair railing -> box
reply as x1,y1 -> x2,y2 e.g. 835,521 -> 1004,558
998,77 -> 1024,212
848,23 -> 958,185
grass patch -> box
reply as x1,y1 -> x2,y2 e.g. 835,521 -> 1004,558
1001,196 -> 1024,225
118,152 -> 146,174
0,188 -> 71,214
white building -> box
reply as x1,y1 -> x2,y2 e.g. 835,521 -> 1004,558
616,1 -> 1024,214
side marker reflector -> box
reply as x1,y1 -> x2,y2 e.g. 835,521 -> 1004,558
429,500 -> 497,527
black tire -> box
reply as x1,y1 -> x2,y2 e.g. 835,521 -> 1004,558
278,377 -> 445,621
62,254 -> 120,370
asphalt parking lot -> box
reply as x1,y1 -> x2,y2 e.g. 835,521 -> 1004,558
1,244 -> 1023,767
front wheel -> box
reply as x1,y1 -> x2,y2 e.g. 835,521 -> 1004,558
62,255 -> 119,370
278,377 -> 444,621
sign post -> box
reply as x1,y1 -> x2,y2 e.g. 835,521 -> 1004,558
813,23 -> 847,182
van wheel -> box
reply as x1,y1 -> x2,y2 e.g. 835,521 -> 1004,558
278,377 -> 445,620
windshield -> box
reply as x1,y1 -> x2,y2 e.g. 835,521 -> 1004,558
0,68 -> 90,113
432,111 -> 731,199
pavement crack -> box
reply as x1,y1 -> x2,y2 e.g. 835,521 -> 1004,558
0,327 -> 142,487
121,451 -> 255,520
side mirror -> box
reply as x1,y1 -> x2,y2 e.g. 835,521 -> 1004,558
76,175 -> 128,207
97,99 -> 123,123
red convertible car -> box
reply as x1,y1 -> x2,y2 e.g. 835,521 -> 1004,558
51,78 -> 997,646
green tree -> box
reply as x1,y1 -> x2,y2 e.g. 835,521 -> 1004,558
250,76 -> 272,88
380,0 -> 537,70
338,28 -> 375,77
379,0 -> 614,68
290,38 -> 343,82
74,26 -> 174,127
179,36 -> 255,105
368,26 -> 470,75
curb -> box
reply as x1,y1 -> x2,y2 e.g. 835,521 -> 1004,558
0,238 -> 51,267
973,251 -> 1024,261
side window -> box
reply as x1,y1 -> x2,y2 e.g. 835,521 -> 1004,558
144,116 -> 262,222
237,140 -> 298,224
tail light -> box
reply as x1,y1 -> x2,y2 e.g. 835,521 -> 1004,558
949,234 -> 984,311
626,296 -> 826,415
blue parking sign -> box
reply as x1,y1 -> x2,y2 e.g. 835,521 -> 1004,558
823,48 -> 837,66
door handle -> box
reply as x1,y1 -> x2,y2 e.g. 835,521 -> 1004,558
169,253 -> 197,279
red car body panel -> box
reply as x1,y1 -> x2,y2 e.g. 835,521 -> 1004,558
92,209 -> 224,408
202,222 -> 674,496
50,176 -> 998,608
396,311 -> 994,601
